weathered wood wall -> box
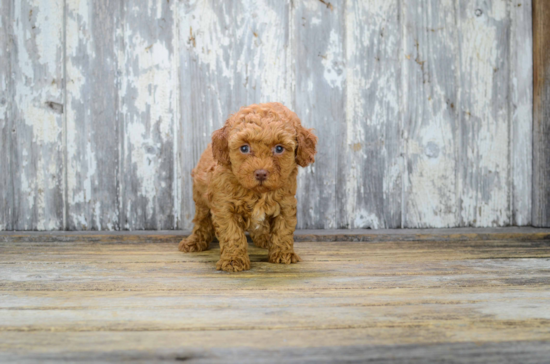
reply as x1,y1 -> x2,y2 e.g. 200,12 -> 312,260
0,0 -> 534,231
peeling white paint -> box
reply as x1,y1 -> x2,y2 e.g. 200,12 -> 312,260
489,0 -> 507,21
11,0 -> 64,230
321,29 -> 344,90
34,0 -> 63,76
121,0 -> 179,228
510,1 -> 533,226
181,0 -> 232,79
125,122 -> 157,220
459,1 -> 510,227
253,0 -> 292,106
343,0 -> 401,228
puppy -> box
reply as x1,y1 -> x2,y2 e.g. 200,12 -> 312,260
178,102 -> 317,272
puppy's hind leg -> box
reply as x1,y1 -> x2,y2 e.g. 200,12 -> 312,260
179,204 -> 214,253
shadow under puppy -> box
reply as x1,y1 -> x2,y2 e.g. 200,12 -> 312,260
179,102 -> 317,272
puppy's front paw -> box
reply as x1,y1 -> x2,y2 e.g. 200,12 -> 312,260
178,236 -> 208,252
216,255 -> 251,272
268,251 -> 302,264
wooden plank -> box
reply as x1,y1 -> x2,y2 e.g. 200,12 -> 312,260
178,0 -> 292,228
294,227 -> 550,242
11,0 -> 65,230
119,0 -> 179,229
510,0 -> 533,226
342,0 -> 401,228
3,238 -> 550,261
65,0 -> 121,230
533,0 -> 550,227
0,332 -> 549,363
2,294 -> 549,331
2,250 -> 550,265
5,330 -> 545,353
294,0 -> 344,229
1,240 -> 549,292
457,1 -> 511,227
2,286 -> 549,309
1,258 -> 549,291
402,0 -> 460,228
2,238 -> 550,253
0,0 -> 13,230
4,330 -> 546,354
1,227 -> 550,243
2,240 -> 550,266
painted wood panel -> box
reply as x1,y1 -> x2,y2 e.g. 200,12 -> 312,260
343,0 -> 402,229
65,0 -> 121,230
510,0 -> 533,226
457,1 -> 512,227
402,0 -> 460,228
120,0 -> 179,230
0,0 -> 13,231
11,0 -> 65,230
0,0 -> 537,230
294,0 -> 344,229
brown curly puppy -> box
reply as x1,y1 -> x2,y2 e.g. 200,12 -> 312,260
178,102 -> 317,272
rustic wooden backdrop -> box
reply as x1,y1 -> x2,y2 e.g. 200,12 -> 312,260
0,0 -> 535,230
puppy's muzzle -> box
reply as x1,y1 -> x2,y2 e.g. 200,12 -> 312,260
254,169 -> 268,182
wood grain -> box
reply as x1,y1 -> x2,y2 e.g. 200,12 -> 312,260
11,0 -> 65,230
119,0 -> 179,230
65,0 -> 121,230
2,226 -> 550,243
0,333 -> 549,363
0,0 -> 13,230
457,1 -> 511,227
1,236 -> 549,362
533,0 -> 550,227
510,0 -> 533,226
294,0 -> 344,229
343,0 -> 402,229
402,0 -> 460,228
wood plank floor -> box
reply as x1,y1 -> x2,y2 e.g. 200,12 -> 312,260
1,230 -> 550,363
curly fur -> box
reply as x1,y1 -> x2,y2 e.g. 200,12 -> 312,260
178,102 -> 317,272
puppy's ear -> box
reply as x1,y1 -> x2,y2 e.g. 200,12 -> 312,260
211,126 -> 231,166
295,126 -> 318,167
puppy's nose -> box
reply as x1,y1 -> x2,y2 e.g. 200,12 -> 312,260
254,169 -> 268,182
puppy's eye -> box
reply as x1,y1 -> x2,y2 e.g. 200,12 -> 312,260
240,145 -> 250,154
274,145 -> 285,154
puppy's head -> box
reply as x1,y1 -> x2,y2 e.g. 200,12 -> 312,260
211,102 -> 317,193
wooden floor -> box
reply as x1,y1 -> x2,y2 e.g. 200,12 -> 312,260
1,229 -> 550,363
